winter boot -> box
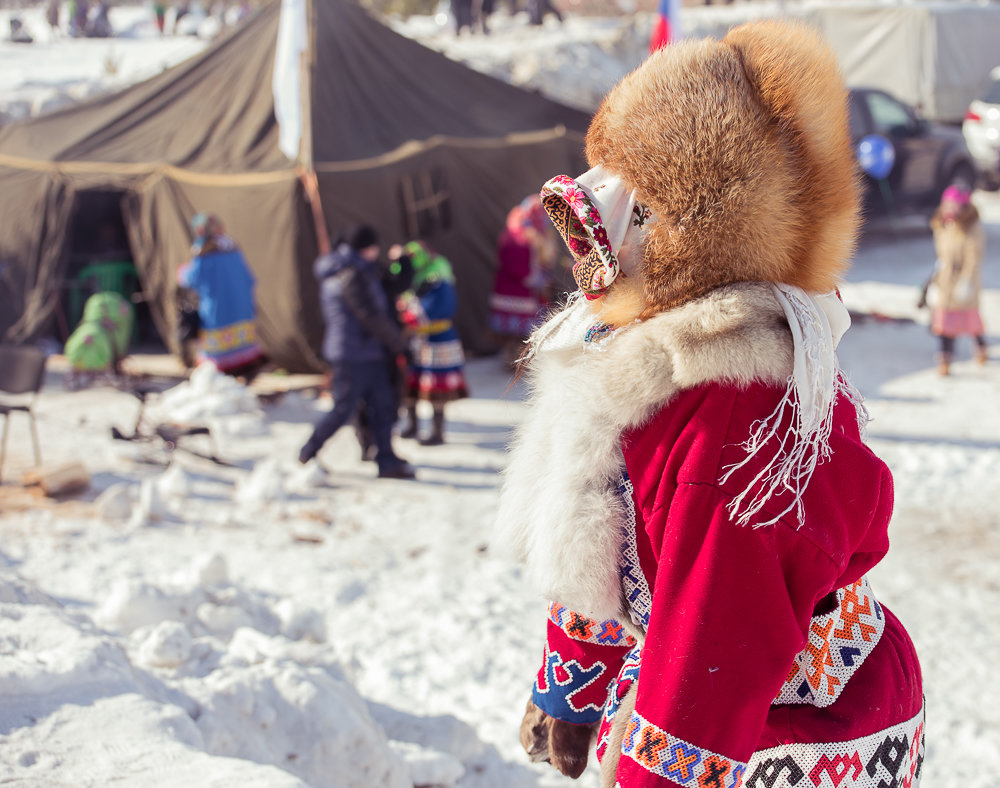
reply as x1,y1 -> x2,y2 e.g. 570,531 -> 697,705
420,409 -> 445,446
975,345 -> 989,365
399,405 -> 419,439
378,459 -> 417,480
936,352 -> 952,376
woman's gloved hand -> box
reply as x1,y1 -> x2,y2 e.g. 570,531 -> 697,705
519,698 -> 595,779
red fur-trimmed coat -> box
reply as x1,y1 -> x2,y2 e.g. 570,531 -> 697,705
497,285 -> 924,787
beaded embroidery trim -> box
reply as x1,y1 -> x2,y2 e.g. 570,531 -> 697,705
620,703 -> 924,787
548,602 -> 637,648
774,576 -> 885,707
617,470 -> 652,631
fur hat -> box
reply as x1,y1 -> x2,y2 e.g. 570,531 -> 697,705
577,21 -> 861,324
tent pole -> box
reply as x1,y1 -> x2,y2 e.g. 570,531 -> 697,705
299,167 -> 330,256
297,0 -> 330,255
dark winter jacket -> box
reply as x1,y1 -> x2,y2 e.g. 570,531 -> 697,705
316,244 -> 406,364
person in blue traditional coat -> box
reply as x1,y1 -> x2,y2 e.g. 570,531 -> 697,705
177,212 -> 264,379
395,241 -> 469,446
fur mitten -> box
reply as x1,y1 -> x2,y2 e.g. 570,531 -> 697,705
519,698 -> 595,778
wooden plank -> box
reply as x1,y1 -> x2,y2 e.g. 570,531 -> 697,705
22,461 -> 91,497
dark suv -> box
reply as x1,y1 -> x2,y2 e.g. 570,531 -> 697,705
849,87 -> 976,218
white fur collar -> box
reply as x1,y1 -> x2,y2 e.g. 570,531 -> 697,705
494,282 -> 795,621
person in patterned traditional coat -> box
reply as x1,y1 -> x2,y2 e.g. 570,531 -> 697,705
495,21 -> 924,788
395,241 -> 469,446
177,212 -> 264,380
490,195 -> 570,368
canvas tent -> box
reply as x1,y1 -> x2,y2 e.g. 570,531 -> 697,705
687,2 -> 1000,124
810,3 -> 1000,123
0,0 -> 590,371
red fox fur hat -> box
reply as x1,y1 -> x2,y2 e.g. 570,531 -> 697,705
577,20 -> 861,326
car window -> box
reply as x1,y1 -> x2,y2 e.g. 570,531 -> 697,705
865,92 -> 916,136
985,79 -> 1000,104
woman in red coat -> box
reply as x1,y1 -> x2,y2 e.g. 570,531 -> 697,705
496,21 -> 923,788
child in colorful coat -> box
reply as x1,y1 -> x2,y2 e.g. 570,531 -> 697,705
397,241 -> 469,446
928,185 -> 988,374
497,21 -> 924,788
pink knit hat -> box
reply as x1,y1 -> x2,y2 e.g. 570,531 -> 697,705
941,184 -> 971,205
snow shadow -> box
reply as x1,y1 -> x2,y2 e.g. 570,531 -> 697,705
402,465 -> 499,491
256,392 -> 327,426
839,318 -> 937,395
867,432 -> 1000,451
417,419 -> 513,453
368,701 -> 557,788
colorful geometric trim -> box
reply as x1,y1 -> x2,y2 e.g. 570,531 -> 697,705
412,337 -> 465,369
584,322 -> 616,344
199,320 -> 262,371
199,344 -> 263,372
202,319 -> 258,353
532,642 -> 609,725
745,704 -> 925,788
596,644 -> 641,761
617,470 -> 652,631
619,704 -> 925,787
412,319 -> 454,336
774,577 -> 885,708
548,603 -> 637,648
406,369 -> 468,399
621,710 -> 748,786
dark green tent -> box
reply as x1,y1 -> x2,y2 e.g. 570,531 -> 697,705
0,0 -> 589,370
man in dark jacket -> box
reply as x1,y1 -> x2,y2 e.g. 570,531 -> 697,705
354,247 -> 414,460
299,225 -> 415,479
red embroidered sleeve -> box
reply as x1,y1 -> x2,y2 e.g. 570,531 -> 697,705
531,603 -> 635,726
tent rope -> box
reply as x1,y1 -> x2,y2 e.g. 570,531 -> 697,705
0,154 -> 297,186
0,125 -> 583,182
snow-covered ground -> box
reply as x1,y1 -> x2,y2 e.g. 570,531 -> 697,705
0,3 -> 232,124
3,4 -> 1000,787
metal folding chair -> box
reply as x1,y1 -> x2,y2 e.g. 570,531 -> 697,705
0,344 -> 47,482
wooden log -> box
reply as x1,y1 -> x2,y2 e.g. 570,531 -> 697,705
22,461 -> 91,497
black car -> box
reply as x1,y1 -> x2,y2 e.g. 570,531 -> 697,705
849,87 -> 976,218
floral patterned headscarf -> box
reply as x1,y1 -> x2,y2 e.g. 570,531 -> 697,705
540,166 -> 651,299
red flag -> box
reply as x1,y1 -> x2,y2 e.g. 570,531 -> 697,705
649,0 -> 676,52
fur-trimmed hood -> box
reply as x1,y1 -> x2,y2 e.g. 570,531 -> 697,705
582,21 -> 860,324
494,283 -> 794,621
